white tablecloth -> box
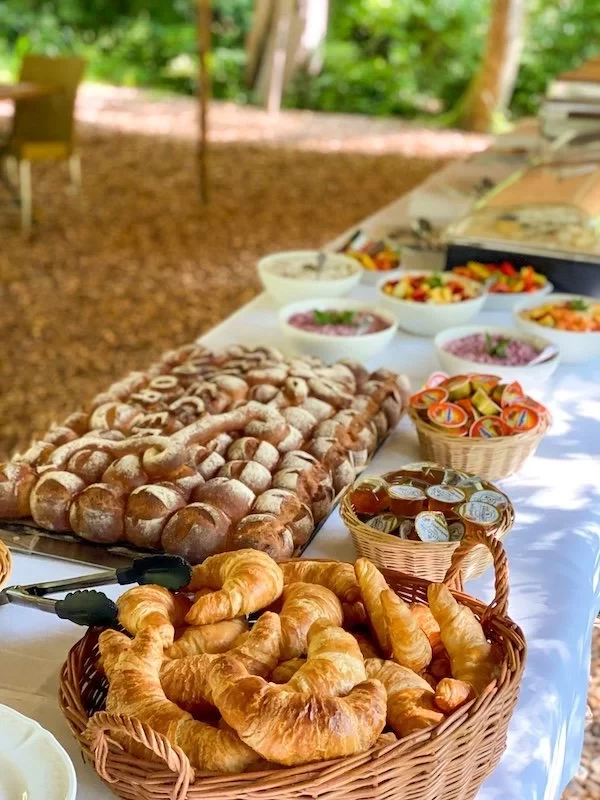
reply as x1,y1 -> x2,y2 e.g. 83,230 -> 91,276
1,150 -> 599,800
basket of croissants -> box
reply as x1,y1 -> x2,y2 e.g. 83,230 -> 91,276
0,541 -> 11,588
59,536 -> 525,800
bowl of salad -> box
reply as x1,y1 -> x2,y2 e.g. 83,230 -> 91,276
279,297 -> 398,361
377,271 -> 487,336
451,261 -> 553,310
514,293 -> 600,363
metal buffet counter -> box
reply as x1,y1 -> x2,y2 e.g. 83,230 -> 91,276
1,137 -> 599,800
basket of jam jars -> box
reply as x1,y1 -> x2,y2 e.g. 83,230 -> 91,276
407,372 -> 551,480
340,462 -> 514,586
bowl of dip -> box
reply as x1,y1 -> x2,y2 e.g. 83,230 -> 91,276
279,297 -> 398,361
258,250 -> 362,305
434,324 -> 560,384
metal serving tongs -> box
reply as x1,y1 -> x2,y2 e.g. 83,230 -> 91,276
0,554 -> 192,628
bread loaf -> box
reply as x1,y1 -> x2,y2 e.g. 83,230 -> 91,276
218,461 -> 271,495
229,514 -> 294,560
124,483 -> 186,548
30,470 -> 85,531
191,478 -> 255,524
70,483 -> 125,543
161,502 -> 231,562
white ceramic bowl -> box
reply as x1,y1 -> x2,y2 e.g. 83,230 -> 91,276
484,280 -> 554,311
257,250 -> 362,305
514,293 -> 600,364
434,324 -> 560,385
377,272 -> 487,337
279,297 -> 398,362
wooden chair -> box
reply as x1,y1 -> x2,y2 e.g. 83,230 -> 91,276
1,55 -> 86,229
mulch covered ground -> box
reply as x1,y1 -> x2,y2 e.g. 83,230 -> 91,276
0,87 -> 596,797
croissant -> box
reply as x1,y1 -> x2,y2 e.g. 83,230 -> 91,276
279,582 -> 343,660
381,590 -> 432,673
434,677 -> 474,713
354,558 -> 391,656
98,629 -> 132,678
285,619 -> 366,696
103,627 -> 259,772
165,618 -> 249,660
427,583 -> 500,694
365,658 -> 444,737
185,549 -> 284,625
281,560 -> 360,604
409,602 -> 442,653
207,654 -> 387,766
271,658 -> 305,683
117,585 -> 191,647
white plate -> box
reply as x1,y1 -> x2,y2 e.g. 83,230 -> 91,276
0,705 -> 77,800
484,281 -> 554,311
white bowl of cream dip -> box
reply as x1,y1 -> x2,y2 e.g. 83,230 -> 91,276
258,250 -> 362,305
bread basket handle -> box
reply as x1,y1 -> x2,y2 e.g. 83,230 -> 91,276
86,711 -> 194,800
443,529 -> 509,620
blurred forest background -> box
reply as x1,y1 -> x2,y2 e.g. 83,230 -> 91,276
0,0 -> 598,122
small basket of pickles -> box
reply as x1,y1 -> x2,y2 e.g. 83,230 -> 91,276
340,461 -> 514,585
408,372 -> 551,480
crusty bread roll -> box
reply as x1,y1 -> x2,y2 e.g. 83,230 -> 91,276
191,477 -> 255,525
161,502 -> 231,563
251,488 -> 314,548
62,410 -> 90,436
275,426 -> 304,453
212,375 -> 249,404
306,437 -> 355,493
19,441 -> 56,466
281,406 -> 317,438
90,402 -> 140,433
0,462 -> 37,518
196,450 -> 226,481
307,377 -> 353,410
245,366 -> 288,387
44,426 -> 79,447
67,449 -> 114,484
299,397 -> 334,422
226,437 -> 280,471
207,433 -> 236,457
69,483 -> 125,543
30,470 -> 86,531
247,384 -> 279,404
228,513 -> 294,560
218,460 -> 271,495
124,483 -> 186,548
271,462 -> 331,506
102,454 -> 149,494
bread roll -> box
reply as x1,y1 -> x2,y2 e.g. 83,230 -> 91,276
275,425 -> 304,453
19,441 -> 55,466
307,437 -> 355,493
228,513 -> 294,560
44,426 -> 79,447
30,470 -> 86,531
90,402 -> 140,433
245,366 -> 288,387
218,461 -> 271,495
102,454 -> 149,494
281,407 -> 317,438
310,482 -> 335,523
0,462 -> 37,517
252,488 -> 314,548
67,449 -> 114,483
213,375 -> 248,404
272,462 -> 331,506
161,503 -> 231,563
226,437 -> 280,471
248,384 -> 279,404
124,483 -> 186,549
69,483 -> 125,543
307,377 -> 353,410
63,411 -> 91,436
299,397 -> 334,422
196,450 -> 226,481
191,478 -> 254,524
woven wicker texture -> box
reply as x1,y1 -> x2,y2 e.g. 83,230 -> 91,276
0,541 -> 11,588
59,536 -> 526,800
341,485 -> 515,583
409,409 -> 549,480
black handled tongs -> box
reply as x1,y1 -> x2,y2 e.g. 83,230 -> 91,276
0,554 -> 193,628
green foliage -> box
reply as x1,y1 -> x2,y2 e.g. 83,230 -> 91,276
0,0 -> 598,120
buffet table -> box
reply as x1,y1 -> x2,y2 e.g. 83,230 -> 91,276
1,143 -> 599,800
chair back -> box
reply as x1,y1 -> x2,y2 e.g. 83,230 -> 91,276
10,55 -> 86,155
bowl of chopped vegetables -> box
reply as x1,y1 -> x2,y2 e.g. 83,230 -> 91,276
377,271 -> 487,336
434,325 -> 560,384
514,293 -> 600,363
451,261 -> 553,310
279,297 -> 398,361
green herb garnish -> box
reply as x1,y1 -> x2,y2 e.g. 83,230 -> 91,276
568,298 -> 588,312
485,333 -> 509,358
428,273 -> 444,288
313,309 -> 357,326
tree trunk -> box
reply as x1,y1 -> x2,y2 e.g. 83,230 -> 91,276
246,0 -> 329,113
460,0 -> 526,133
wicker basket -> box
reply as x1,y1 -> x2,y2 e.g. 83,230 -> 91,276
0,541 -> 11,588
409,408 -> 549,480
59,534 -> 526,800
341,486 -> 515,584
